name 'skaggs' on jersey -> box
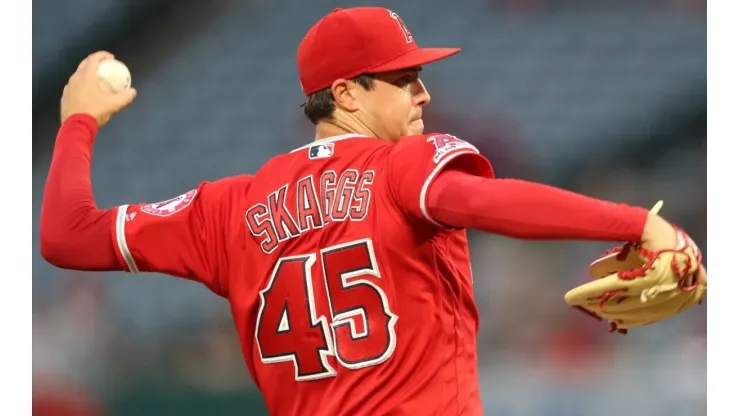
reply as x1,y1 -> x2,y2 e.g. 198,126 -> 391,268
110,133 -> 493,415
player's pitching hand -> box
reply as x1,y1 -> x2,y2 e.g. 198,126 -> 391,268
60,51 -> 138,127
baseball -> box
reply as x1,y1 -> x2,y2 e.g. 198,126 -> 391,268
97,59 -> 131,93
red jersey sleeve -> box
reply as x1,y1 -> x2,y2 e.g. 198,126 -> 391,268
110,175 -> 252,296
387,133 -> 494,227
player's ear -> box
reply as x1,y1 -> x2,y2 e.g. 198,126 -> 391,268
331,79 -> 361,113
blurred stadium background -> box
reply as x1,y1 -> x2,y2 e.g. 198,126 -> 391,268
32,0 -> 706,415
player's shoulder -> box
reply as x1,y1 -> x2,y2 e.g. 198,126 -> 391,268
392,132 -> 480,159
201,174 -> 253,193
134,174 -> 252,219
394,132 -> 474,147
194,174 -> 254,205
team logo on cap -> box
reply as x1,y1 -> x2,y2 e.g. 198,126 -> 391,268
388,10 -> 413,43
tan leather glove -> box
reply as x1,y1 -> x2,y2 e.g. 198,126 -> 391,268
564,201 -> 707,334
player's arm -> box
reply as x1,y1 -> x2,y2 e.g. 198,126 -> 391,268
389,133 -> 671,245
40,114 -> 250,297
40,50 -> 137,271
41,51 -> 253,297
40,115 -> 121,271
425,170 -> 649,241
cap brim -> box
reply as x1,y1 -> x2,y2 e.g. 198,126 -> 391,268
367,47 -> 461,73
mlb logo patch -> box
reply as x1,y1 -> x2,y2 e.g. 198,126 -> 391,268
309,143 -> 334,159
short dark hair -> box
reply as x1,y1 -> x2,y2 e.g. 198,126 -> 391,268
303,74 -> 375,125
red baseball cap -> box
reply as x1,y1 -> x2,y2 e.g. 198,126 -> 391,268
297,7 -> 461,96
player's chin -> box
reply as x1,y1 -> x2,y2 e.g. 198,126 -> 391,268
408,119 -> 424,136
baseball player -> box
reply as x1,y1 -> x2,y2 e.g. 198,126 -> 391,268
41,7 -> 706,416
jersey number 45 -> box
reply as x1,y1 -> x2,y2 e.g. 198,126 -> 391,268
255,238 -> 399,381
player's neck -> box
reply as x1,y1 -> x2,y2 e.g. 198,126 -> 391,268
314,120 -> 377,142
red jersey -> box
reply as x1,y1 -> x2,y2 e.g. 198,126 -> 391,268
110,133 -> 493,416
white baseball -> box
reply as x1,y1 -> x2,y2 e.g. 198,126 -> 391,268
97,59 -> 131,93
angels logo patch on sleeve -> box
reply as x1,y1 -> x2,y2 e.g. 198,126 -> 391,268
427,134 -> 478,163
141,189 -> 198,217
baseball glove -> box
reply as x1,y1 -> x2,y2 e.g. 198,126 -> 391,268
564,201 -> 707,334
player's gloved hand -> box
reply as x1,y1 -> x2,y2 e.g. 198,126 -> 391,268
564,201 -> 707,334
60,51 -> 138,127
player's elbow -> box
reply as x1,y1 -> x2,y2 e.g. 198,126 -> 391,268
40,233 -> 87,270
39,219 -> 74,268
39,204 -> 60,263
39,230 -> 67,267
40,208 -> 119,271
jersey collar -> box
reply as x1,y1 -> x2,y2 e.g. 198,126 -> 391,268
291,134 -> 369,153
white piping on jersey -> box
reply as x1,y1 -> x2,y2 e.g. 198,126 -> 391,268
290,134 -> 369,153
419,149 -> 481,227
115,204 -> 140,273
